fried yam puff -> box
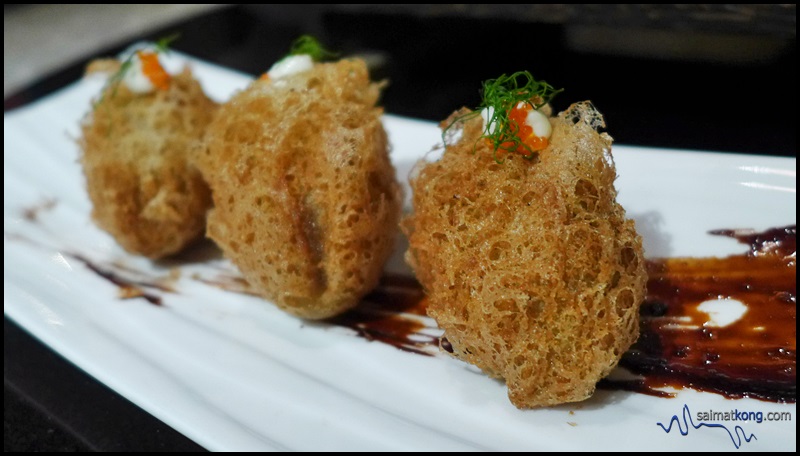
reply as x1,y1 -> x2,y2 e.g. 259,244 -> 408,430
199,59 -> 401,319
80,68 -> 216,258
404,102 -> 647,408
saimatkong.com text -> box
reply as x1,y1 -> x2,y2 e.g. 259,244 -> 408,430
696,409 -> 792,424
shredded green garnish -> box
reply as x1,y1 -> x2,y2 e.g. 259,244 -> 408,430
99,33 -> 180,104
443,71 -> 563,163
153,33 -> 180,54
288,35 -> 338,62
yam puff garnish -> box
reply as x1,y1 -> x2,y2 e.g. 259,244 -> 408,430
403,72 -> 647,408
199,36 -> 401,319
79,38 -> 217,258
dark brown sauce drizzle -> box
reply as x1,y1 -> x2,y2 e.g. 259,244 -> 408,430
600,225 -> 796,403
7,231 -> 166,306
69,254 -> 166,306
189,271 -> 440,355
330,226 -> 796,403
326,275 -> 439,356
14,201 -> 176,306
11,203 -> 796,402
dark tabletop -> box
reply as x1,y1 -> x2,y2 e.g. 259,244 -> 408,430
4,4 -> 796,452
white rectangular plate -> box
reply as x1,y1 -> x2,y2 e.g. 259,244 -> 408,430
4,50 -> 796,451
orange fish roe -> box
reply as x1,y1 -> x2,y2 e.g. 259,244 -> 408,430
485,102 -> 549,158
508,103 -> 549,155
137,51 -> 170,90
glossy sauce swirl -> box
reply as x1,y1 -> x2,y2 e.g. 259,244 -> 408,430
337,226 -> 796,403
601,225 -> 796,402
21,205 -> 789,402
327,275 -> 438,356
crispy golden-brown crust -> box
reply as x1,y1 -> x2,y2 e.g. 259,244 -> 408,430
403,102 -> 647,408
79,67 -> 217,258
198,59 -> 401,319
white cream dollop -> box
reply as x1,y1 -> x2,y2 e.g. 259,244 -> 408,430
267,54 -> 314,80
122,53 -> 155,94
526,108 -> 552,139
480,106 -> 497,135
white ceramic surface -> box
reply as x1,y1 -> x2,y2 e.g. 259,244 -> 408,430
4,50 -> 796,451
